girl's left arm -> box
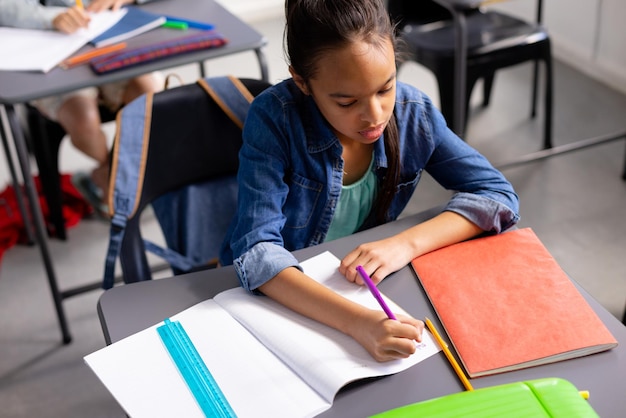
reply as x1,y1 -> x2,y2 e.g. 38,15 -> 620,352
340,210 -> 482,284
342,91 -> 519,284
87,0 -> 138,13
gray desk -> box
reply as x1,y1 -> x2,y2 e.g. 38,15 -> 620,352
0,0 -> 268,344
98,208 -> 626,418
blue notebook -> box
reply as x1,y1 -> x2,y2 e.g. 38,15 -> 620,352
90,6 -> 166,48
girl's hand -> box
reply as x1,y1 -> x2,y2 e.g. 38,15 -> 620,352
340,234 -> 415,285
87,0 -> 135,13
340,212 -> 484,285
52,7 -> 91,33
349,309 -> 424,362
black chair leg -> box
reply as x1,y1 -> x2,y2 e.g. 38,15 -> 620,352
436,70 -> 456,132
27,108 -> 68,240
482,72 -> 495,108
542,46 -> 553,150
436,66 -> 477,136
531,60 -> 540,118
622,141 -> 626,181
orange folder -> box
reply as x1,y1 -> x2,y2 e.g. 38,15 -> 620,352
411,228 -> 617,378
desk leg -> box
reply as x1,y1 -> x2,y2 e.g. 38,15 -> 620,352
254,46 -> 269,83
198,61 -> 206,79
4,104 -> 72,344
196,47 -> 267,82
623,140 -> 626,181
0,106 -> 35,244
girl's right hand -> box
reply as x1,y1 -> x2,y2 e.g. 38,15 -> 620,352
350,309 -> 425,362
52,7 -> 91,34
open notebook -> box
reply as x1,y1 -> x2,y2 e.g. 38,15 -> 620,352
85,251 -> 440,418
89,6 -> 166,48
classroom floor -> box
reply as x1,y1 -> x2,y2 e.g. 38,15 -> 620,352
1,14 -> 625,418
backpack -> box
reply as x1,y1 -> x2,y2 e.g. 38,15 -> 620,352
102,76 -> 256,289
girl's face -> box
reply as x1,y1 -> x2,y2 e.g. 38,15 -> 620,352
291,38 -> 397,145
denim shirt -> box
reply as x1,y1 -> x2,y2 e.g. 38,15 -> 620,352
219,79 -> 519,292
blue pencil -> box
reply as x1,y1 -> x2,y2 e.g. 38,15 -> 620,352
164,16 -> 214,31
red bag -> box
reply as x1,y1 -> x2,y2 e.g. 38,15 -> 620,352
0,174 -> 92,261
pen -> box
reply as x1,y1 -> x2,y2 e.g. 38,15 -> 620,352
162,21 -> 188,30
60,42 -> 127,69
425,317 -> 474,391
356,265 -> 397,320
163,16 -> 214,31
75,0 -> 84,10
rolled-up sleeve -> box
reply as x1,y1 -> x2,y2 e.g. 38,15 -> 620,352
233,242 -> 302,292
444,192 -> 519,233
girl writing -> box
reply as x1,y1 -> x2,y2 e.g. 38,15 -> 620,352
220,0 -> 519,362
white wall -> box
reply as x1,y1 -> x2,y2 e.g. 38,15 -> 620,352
492,0 -> 626,95
219,0 -> 626,96
215,0 -> 283,22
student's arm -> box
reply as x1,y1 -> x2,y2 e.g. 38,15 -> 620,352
0,0 -> 64,29
340,211 -> 482,284
259,266 -> 425,362
343,86 -> 519,285
87,0 -> 150,13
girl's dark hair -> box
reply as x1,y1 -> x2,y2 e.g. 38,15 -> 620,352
284,0 -> 401,223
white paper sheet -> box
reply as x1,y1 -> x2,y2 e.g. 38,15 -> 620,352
0,9 -> 126,73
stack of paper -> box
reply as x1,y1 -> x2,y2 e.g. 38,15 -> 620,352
0,9 -> 126,73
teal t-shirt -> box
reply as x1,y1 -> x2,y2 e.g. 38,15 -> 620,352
325,157 -> 377,242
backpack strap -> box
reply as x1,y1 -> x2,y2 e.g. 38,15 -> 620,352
102,93 -> 153,289
197,75 -> 254,129
102,76 -> 254,289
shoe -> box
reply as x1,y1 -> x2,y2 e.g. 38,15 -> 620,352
71,171 -> 109,219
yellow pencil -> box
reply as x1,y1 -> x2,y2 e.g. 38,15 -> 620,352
425,317 -> 474,391
75,0 -> 84,9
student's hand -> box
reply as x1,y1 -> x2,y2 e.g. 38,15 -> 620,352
340,234 -> 414,285
52,7 -> 91,34
349,310 -> 424,362
87,0 -> 135,13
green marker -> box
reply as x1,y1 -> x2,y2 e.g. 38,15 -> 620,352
162,20 -> 188,30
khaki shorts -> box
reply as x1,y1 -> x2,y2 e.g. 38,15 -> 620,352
31,80 -> 128,122
32,71 -> 165,121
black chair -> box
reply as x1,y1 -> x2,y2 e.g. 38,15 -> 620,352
388,0 -> 553,149
115,78 -> 271,284
23,104 -> 116,240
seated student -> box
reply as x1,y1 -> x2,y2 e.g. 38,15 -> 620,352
0,0 -> 163,214
219,0 -> 519,362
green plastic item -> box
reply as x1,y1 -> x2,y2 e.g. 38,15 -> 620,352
371,378 -> 599,418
